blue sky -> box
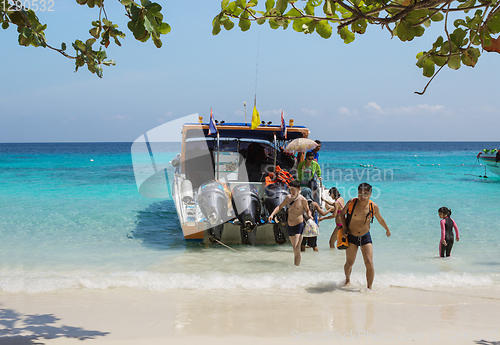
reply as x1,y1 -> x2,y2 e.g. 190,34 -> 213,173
1,1 -> 499,142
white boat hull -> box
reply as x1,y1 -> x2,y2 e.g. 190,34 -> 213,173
478,155 -> 500,176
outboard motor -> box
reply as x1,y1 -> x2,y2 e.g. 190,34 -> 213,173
198,180 -> 230,241
263,182 -> 290,244
232,183 -> 261,245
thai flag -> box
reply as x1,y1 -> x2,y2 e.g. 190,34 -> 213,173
208,108 -> 217,135
280,110 -> 287,139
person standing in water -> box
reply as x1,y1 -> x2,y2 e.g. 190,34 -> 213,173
319,187 -> 345,248
438,207 -> 460,257
268,180 -> 312,266
340,183 -> 391,290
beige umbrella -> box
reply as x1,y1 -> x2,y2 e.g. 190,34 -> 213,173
284,138 -> 318,153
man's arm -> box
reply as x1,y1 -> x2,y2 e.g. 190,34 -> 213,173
374,204 -> 391,237
314,161 -> 321,178
268,195 -> 290,223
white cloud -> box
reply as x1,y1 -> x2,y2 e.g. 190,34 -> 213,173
364,102 -> 384,114
301,108 -> 323,116
338,106 -> 359,116
363,102 -> 451,116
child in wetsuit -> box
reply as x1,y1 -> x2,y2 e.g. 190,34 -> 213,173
438,207 -> 460,257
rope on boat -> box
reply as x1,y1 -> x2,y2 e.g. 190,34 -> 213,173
212,237 -> 246,255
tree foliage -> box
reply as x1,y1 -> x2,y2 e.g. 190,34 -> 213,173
2,0 -> 499,93
0,0 -> 170,77
212,0 -> 500,94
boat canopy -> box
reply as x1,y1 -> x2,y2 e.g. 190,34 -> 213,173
183,123 -> 308,142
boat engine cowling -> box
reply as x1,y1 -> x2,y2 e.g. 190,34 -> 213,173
198,180 -> 230,229
231,183 -> 261,231
263,182 -> 290,220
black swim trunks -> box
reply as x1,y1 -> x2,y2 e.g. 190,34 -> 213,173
287,223 -> 305,236
347,232 -> 372,246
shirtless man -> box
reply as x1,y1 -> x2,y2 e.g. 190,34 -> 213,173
268,180 -> 312,266
340,183 -> 391,290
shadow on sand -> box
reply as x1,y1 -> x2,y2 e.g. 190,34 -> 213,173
0,308 -> 109,345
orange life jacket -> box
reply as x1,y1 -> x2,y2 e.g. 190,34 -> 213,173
265,165 -> 293,186
346,198 -> 375,227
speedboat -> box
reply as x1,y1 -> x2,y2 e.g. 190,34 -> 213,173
131,113 -> 315,245
477,149 -> 500,176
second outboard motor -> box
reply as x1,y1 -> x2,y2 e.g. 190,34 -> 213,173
198,180 -> 230,241
232,183 -> 261,231
263,182 -> 290,244
232,183 -> 261,245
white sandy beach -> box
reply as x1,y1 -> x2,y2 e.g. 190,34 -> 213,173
1,284 -> 499,345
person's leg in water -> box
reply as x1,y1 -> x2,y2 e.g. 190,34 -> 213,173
329,225 -> 341,248
360,243 -> 375,289
344,244 -> 358,286
445,239 -> 454,257
309,236 -> 318,251
301,237 -> 307,252
290,234 -> 303,266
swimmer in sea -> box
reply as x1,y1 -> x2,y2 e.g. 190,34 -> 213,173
269,179 -> 312,266
438,207 -> 460,257
340,183 -> 391,290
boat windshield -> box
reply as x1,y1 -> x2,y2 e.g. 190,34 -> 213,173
184,137 -> 294,183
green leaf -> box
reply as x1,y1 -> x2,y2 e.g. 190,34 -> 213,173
352,19 -> 367,34
120,0 -> 132,5
236,0 -> 246,8
422,58 -> 435,77
247,0 -> 258,7
128,19 -> 147,40
292,17 -> 313,32
304,0 -> 315,15
276,0 -> 288,14
89,27 -> 100,39
61,42 -> 67,51
221,0 -> 230,8
457,0 -> 476,10
223,18 -> 235,30
285,8 -> 302,17
212,21 -> 222,35
257,17 -> 266,25
316,20 -> 332,38
239,17 -> 251,31
2,21 -> 9,30
448,55 -> 461,69
431,12 -> 444,22
450,28 -> 466,46
269,18 -> 280,29
487,10 -> 500,33
323,0 -> 334,16
265,0 -> 275,11
339,26 -> 355,43
432,36 -> 444,49
158,22 -> 171,34
431,54 -> 447,67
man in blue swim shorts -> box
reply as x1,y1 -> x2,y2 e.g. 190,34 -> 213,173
340,183 -> 391,290
269,180 -> 311,266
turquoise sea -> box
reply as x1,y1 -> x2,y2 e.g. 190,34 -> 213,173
1,142 -> 499,293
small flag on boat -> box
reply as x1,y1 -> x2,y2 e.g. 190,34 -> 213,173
251,105 -> 260,129
208,108 -> 217,135
280,110 -> 287,139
